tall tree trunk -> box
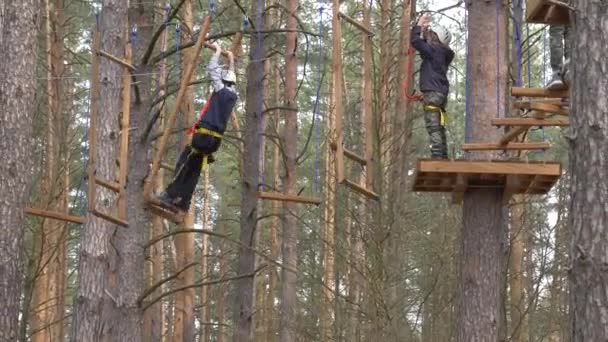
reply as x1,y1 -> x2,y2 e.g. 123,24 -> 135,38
173,1 -> 196,341
199,168 -> 211,342
509,199 -> 528,342
548,180 -> 568,342
458,0 -> 508,340
0,0 -> 39,339
568,0 -> 608,340
73,0 -> 128,339
278,0 -> 300,340
31,0 -> 65,339
234,0 -> 266,340
217,203 -> 229,342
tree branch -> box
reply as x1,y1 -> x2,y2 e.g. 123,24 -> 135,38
141,265 -> 266,312
137,261 -> 198,305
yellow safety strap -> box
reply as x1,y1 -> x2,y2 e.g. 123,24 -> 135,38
195,127 -> 223,139
424,105 -> 447,127
202,155 -> 209,171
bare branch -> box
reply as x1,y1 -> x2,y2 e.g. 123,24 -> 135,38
137,261 -> 198,305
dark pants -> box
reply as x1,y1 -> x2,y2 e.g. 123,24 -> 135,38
549,25 -> 570,72
423,91 -> 448,158
164,133 -> 221,209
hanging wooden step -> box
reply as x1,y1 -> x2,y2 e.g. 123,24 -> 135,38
492,118 -> 569,127
341,179 -> 379,200
257,192 -> 322,205
526,0 -> 570,25
514,102 -> 569,116
500,126 -> 530,145
90,209 -> 129,227
413,159 -> 561,195
462,142 -> 551,151
146,197 -> 185,224
511,87 -> 568,98
25,207 -> 86,224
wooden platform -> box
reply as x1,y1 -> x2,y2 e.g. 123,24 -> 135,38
526,0 -> 570,25
413,159 -> 561,196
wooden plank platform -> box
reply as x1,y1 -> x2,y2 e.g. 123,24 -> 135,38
462,142 -> 551,151
526,0 -> 570,25
492,118 -> 569,127
413,159 -> 561,195
257,192 -> 322,205
25,207 -> 86,224
511,87 -> 568,98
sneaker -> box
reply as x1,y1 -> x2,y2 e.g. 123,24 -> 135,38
561,59 -> 570,87
546,70 -> 565,90
155,192 -> 180,210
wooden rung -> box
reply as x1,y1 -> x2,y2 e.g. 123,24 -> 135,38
338,12 -> 374,36
492,118 -> 569,127
91,209 -> 129,227
25,207 -> 86,224
526,0 -> 570,25
95,177 -> 121,192
342,179 -> 379,200
257,191 -> 322,205
514,99 -> 568,106
98,50 -> 136,71
462,142 -> 551,151
500,126 -> 529,145
160,162 -> 175,172
515,102 -> 569,116
511,87 -> 568,98
147,203 -> 185,224
344,148 -> 366,165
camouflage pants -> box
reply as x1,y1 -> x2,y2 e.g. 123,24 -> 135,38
549,25 -> 570,71
423,91 -> 448,158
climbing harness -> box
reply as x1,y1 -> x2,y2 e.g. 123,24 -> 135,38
424,105 -> 448,127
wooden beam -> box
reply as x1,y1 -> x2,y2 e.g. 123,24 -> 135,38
500,126 -> 529,145
98,50 -> 136,71
342,179 -> 380,200
144,16 -> 212,199
147,203 -> 185,224
117,43 -> 132,220
91,209 -> 129,227
416,159 -> 562,177
491,118 -> 569,127
25,207 -> 86,224
257,192 -> 322,205
95,177 -> 120,192
515,101 -> 569,116
511,87 -> 568,98
462,142 -> 551,151
338,12 -> 374,36
330,143 -> 366,165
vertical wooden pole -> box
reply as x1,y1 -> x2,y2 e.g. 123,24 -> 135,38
144,16 -> 211,198
362,6 -> 374,190
331,0 -> 345,183
88,29 -> 101,211
117,43 -> 132,220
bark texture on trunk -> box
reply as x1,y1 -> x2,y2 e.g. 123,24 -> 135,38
569,0 -> 608,340
233,0 -> 266,340
73,0 -> 128,339
458,0 -> 508,340
278,0 -> 300,340
509,198 -> 528,342
0,0 -> 39,339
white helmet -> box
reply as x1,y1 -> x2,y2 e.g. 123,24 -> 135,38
431,25 -> 451,46
222,69 -> 236,84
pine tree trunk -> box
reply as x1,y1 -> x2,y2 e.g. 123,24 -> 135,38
234,0 -> 266,340
73,0 -> 128,339
278,0 -> 300,340
0,0 -> 39,339
568,0 -> 608,339
458,0 -> 508,340
509,198 -> 528,342
172,2 -> 196,341
199,168 -> 211,342
217,206 -> 228,342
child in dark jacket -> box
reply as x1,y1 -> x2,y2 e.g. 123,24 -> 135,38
411,14 -> 455,159
156,43 -> 238,211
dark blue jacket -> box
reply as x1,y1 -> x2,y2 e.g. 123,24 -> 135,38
411,25 -> 455,95
198,88 -> 238,134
